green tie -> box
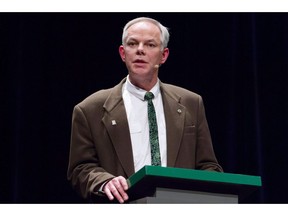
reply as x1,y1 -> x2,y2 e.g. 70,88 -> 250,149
144,92 -> 161,166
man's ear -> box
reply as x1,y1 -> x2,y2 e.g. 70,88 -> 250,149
119,45 -> 126,62
160,48 -> 169,64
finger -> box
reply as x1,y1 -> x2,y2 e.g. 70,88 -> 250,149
117,178 -> 129,201
104,179 -> 124,203
103,184 -> 115,201
115,185 -> 128,202
104,177 -> 128,203
118,177 -> 129,191
110,179 -> 126,203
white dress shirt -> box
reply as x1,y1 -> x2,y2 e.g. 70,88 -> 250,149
122,76 -> 167,172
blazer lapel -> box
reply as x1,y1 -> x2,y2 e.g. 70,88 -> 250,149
101,79 -> 186,174
102,79 -> 135,177
160,83 -> 186,167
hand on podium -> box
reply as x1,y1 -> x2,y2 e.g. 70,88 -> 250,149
103,176 -> 129,203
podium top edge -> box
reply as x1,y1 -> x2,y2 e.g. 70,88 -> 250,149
128,166 -> 262,188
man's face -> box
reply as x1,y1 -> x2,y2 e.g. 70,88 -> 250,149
119,21 -> 169,82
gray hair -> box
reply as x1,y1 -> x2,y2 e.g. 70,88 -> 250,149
122,17 -> 170,50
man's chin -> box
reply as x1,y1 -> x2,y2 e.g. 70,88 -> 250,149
130,70 -> 149,77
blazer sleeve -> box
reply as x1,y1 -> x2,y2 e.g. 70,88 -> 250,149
67,105 -> 115,201
195,96 -> 223,172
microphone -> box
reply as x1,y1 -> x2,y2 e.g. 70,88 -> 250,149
154,64 -> 160,69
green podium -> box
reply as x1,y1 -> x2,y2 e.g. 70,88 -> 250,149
127,166 -> 262,203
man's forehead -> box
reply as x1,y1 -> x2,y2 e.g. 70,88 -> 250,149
127,21 -> 161,34
126,21 -> 161,40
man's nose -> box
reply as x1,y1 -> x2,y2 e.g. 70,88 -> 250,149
137,43 -> 145,55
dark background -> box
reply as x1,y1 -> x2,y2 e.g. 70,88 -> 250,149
1,13 -> 287,203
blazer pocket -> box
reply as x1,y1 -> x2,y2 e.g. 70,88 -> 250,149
184,125 -> 196,134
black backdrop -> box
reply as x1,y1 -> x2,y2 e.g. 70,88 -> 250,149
1,13 -> 288,203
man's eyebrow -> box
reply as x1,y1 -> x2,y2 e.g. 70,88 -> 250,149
127,37 -> 137,41
127,38 -> 158,44
146,39 -> 157,43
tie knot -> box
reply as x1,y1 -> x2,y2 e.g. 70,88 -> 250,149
145,92 -> 154,101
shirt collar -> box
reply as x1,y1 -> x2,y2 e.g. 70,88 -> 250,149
125,75 -> 160,101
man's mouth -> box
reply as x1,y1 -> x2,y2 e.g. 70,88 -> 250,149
133,59 -> 147,64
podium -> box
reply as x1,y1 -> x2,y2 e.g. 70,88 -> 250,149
127,166 -> 262,203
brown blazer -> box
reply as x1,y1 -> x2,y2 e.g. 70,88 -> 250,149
67,78 -> 223,200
